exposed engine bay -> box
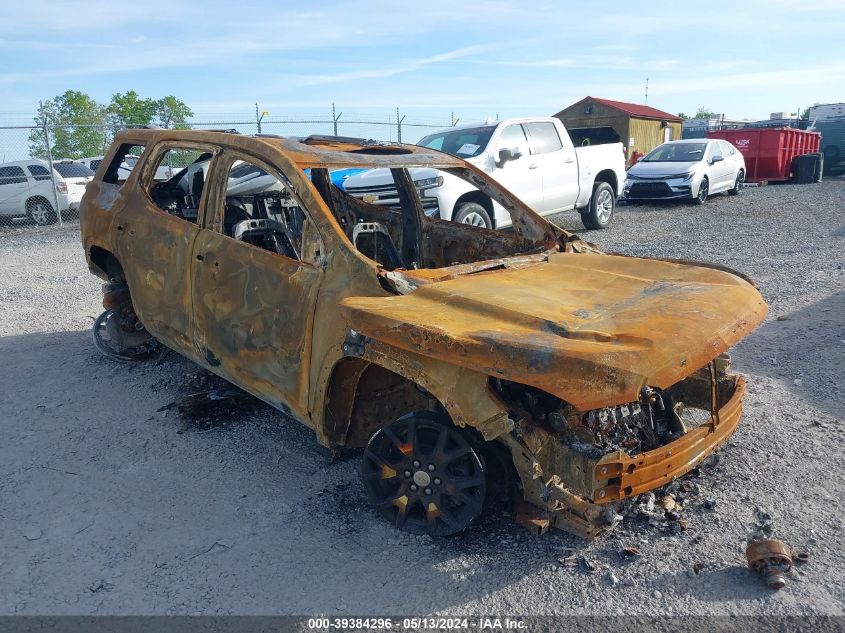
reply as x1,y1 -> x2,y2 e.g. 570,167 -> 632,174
491,359 -> 730,459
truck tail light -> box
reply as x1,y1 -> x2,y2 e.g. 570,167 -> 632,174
56,181 -> 67,194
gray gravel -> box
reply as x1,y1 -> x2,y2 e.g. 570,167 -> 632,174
0,180 -> 843,616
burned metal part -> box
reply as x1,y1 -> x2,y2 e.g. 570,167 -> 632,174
515,501 -> 551,535
93,281 -> 161,362
342,329 -> 367,357
93,309 -> 162,362
746,538 -> 794,589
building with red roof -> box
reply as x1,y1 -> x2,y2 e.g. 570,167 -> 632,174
554,96 -> 683,159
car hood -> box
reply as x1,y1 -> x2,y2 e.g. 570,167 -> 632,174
341,252 -> 767,411
628,161 -> 699,178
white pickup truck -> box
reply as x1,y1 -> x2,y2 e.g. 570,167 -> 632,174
343,117 -> 626,229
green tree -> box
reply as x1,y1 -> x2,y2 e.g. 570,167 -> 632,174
154,96 -> 193,129
107,90 -> 158,130
28,90 -> 106,159
693,107 -> 718,119
677,112 -> 689,120
107,92 -> 194,133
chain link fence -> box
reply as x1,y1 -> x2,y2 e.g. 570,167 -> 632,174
0,109 -> 452,231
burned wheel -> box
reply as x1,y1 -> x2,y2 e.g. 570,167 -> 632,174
360,411 -> 486,537
93,308 -> 161,362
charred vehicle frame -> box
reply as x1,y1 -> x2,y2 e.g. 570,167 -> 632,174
80,129 -> 768,538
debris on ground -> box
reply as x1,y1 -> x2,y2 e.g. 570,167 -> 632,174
156,372 -> 268,431
631,483 -> 697,534
557,550 -> 580,569
660,494 -> 677,512
581,557 -> 601,574
88,580 -> 113,593
750,506 -> 775,540
746,538 -> 793,589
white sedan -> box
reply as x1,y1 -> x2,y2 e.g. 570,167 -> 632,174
623,139 -> 745,204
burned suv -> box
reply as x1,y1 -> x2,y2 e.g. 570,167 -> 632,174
80,129 -> 767,538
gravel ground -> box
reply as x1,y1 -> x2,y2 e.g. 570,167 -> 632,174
0,180 -> 843,616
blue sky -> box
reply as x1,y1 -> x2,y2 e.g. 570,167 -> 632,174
1,0 -> 843,126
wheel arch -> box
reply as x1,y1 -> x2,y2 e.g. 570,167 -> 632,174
452,190 -> 495,227
88,245 -> 125,280
25,194 -> 53,208
319,350 -> 511,449
593,169 -> 618,195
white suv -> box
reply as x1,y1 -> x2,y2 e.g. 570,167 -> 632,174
0,159 -> 94,225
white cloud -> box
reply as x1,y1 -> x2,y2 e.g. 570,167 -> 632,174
292,45 -> 488,86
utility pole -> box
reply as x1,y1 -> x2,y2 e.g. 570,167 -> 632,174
645,78 -> 649,105
39,100 -> 63,226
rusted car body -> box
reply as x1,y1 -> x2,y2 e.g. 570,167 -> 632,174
80,129 -> 767,538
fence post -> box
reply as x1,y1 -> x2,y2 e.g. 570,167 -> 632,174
40,104 -> 63,227
396,107 -> 406,144
332,103 -> 337,137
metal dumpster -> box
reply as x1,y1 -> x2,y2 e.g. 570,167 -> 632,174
707,128 -> 821,183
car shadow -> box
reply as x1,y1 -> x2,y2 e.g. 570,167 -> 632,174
0,326 -> 808,615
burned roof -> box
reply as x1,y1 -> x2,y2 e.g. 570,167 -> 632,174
111,128 -> 465,169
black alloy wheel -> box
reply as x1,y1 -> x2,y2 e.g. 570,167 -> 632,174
360,411 -> 486,537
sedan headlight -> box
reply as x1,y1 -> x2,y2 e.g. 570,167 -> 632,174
414,176 -> 444,191
678,171 -> 694,181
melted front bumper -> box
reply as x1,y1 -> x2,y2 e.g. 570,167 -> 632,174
591,375 -> 744,504
510,370 -> 746,539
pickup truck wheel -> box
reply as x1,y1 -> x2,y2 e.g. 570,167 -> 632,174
693,177 -> 709,205
27,197 -> 57,225
582,182 -> 615,229
453,202 -> 492,229
729,170 -> 744,195
360,411 -> 486,537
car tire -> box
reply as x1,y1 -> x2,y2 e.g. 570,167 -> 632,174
582,181 -> 615,229
728,170 -> 745,196
693,177 -> 709,205
27,197 -> 57,225
453,202 -> 492,229
360,410 -> 487,537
